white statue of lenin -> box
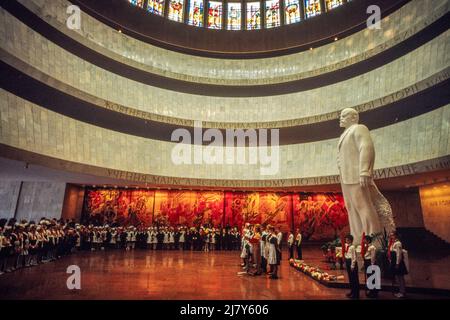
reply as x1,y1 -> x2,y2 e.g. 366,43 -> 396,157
337,108 -> 396,244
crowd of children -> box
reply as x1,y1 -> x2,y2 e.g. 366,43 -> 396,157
344,232 -> 409,299
76,224 -> 243,252
238,223 -> 296,280
0,218 -> 78,274
1,217 -> 410,298
0,217 -> 245,275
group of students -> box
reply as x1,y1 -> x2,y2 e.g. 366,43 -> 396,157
0,218 -> 78,274
344,231 -> 408,299
0,217 -> 250,275
239,223 -> 303,280
1,216 -> 409,299
77,224 -> 243,252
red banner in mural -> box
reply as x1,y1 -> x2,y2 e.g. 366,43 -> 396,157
83,189 -> 348,240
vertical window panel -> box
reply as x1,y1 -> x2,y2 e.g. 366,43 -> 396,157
147,0 -> 165,15
188,0 -> 204,26
284,0 -> 301,24
168,0 -> 185,22
129,0 -> 145,8
265,0 -> 280,29
227,2 -> 242,30
326,0 -> 344,11
246,2 -> 261,30
304,0 -> 321,18
208,1 -> 223,29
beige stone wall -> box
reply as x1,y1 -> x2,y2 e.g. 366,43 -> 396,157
19,0 -> 449,85
420,182 -> 450,243
0,180 -> 66,221
1,7 -> 449,123
1,89 -> 449,182
14,181 -> 66,221
3,50 -> 446,130
0,180 -> 21,219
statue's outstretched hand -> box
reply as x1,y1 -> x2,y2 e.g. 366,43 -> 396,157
360,176 -> 372,187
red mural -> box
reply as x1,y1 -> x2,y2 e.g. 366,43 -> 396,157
84,189 -> 155,226
293,193 -> 349,240
259,193 -> 292,233
153,191 -> 224,227
83,189 -> 348,240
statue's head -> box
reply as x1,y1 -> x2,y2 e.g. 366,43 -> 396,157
339,108 -> 359,129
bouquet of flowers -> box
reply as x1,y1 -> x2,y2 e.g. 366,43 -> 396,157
289,259 -> 338,282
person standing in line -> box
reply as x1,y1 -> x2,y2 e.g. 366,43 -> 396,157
119,227 -> 127,249
162,227 -> 169,250
178,227 -> 186,251
344,234 -> 360,299
2,227 -> 13,272
240,223 -> 250,268
10,225 -> 21,270
186,228 -> 192,251
204,228 -> 210,252
267,226 -> 279,279
295,228 -> 303,260
169,227 -> 175,250
174,227 -> 180,250
36,226 -> 45,263
260,225 -> 267,273
287,231 -> 294,260
192,228 -> 199,251
110,227 -> 117,249
276,228 -> 283,266
151,227 -> 158,250
131,227 -> 137,250
28,225 -> 39,266
145,227 -> 152,250
249,224 -> 262,276
362,235 -> 378,298
75,226 -> 82,251
211,228 -> 217,252
388,231 -> 408,298
125,227 -> 133,251
21,224 -> 30,267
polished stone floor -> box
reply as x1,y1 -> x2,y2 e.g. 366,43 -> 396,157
0,247 -> 448,300
304,247 -> 450,291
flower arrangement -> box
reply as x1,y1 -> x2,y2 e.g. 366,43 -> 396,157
289,259 -> 344,283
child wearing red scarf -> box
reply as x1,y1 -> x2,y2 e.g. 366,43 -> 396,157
362,235 -> 378,298
388,231 -> 408,298
344,234 -> 359,299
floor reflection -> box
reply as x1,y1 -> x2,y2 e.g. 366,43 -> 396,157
0,247 -> 448,300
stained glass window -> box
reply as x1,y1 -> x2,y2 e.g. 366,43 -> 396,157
188,0 -> 204,26
284,0 -> 301,24
208,1 -> 223,29
168,0 -> 185,22
326,0 -> 344,11
227,2 -> 241,30
265,0 -> 280,29
147,0 -> 165,15
304,0 -> 321,18
129,0 -> 145,8
246,2 -> 261,30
